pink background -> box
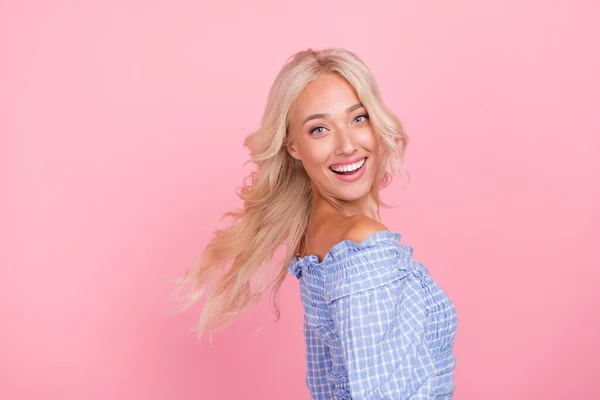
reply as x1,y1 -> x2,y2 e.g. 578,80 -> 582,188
1,1 -> 599,399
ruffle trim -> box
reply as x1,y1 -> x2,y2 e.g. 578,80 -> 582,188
288,231 -> 410,279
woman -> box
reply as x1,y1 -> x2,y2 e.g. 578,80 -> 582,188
175,48 -> 458,399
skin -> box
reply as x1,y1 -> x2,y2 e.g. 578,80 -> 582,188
287,73 -> 388,260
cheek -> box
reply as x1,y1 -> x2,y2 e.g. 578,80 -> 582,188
358,128 -> 379,153
299,140 -> 332,169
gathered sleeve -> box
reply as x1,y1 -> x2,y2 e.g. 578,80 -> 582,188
323,239 -> 437,399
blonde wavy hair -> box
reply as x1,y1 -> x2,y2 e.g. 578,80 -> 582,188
172,48 -> 410,338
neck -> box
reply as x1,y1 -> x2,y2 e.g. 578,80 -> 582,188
296,187 -> 381,258
310,186 -> 381,223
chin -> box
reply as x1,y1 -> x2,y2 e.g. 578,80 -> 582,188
334,184 -> 374,203
309,168 -> 375,202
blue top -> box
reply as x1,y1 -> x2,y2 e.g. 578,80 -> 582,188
288,231 -> 458,400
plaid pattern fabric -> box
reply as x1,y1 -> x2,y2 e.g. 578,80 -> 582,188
289,231 -> 458,400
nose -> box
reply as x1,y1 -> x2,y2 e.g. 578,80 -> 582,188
335,126 -> 358,156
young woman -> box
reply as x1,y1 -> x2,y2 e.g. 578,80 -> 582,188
176,48 -> 458,399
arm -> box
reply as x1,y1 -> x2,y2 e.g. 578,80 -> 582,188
304,321 -> 334,399
326,221 -> 437,399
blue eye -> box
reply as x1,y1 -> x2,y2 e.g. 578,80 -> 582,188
310,126 -> 326,135
354,114 -> 369,123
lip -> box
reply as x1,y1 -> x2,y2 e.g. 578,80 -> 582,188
329,156 -> 368,169
330,157 -> 367,183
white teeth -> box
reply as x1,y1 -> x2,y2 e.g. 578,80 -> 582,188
330,158 -> 366,173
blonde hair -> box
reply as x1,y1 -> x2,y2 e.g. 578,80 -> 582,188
172,48 -> 410,338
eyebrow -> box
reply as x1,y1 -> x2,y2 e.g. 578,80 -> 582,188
302,103 -> 365,125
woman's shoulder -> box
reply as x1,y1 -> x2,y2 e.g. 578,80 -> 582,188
320,217 -> 411,303
342,214 -> 389,244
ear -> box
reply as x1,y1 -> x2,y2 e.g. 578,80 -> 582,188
286,136 -> 301,161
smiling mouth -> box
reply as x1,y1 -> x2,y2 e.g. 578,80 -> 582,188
329,157 -> 367,175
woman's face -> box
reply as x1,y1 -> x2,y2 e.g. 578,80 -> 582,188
288,73 -> 379,202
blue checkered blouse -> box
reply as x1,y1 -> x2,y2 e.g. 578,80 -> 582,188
289,231 -> 458,400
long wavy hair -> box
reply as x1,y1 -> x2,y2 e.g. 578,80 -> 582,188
172,48 -> 410,338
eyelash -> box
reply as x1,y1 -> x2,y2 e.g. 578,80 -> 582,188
309,114 -> 370,135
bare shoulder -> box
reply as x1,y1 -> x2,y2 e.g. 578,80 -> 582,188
343,215 -> 389,243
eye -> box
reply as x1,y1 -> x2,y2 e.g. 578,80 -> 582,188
353,114 -> 369,124
310,125 -> 327,135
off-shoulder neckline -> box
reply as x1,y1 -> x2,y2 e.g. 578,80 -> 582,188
293,230 -> 402,267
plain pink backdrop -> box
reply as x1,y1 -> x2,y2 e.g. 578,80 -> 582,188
1,1 -> 599,399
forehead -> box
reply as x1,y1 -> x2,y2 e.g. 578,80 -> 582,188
291,73 -> 360,116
